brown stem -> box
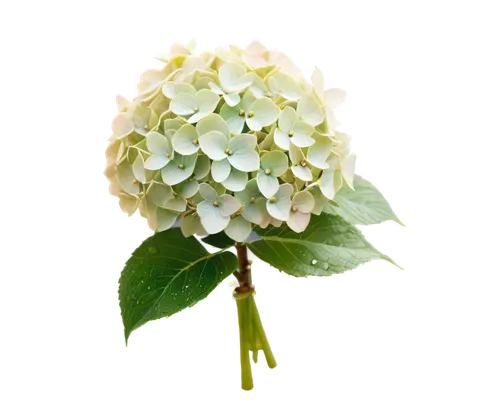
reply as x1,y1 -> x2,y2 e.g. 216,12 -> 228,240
233,244 -> 254,292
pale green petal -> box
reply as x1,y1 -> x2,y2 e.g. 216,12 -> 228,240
223,93 -> 241,107
266,196 -> 291,221
222,168 -> 248,192
310,187 -> 329,215
148,182 -> 175,206
182,55 -> 207,76
260,150 -> 288,176
219,194 -> 242,217
117,165 -> 140,195
169,93 -> 196,116
291,130 -> 315,148
198,182 -> 218,201
274,129 -> 291,150
161,153 -> 197,185
220,104 -> 245,134
208,81 -> 225,95
247,98 -> 280,130
187,111 -> 210,124
234,178 -> 260,203
171,124 -> 199,155
307,136 -> 332,169
132,152 -> 146,183
229,150 -> 260,172
341,153 -> 356,189
268,72 -> 302,100
156,208 -> 178,232
196,89 -> 219,113
175,178 -> 199,198
324,88 -> 347,109
257,170 -> 279,198
198,130 -> 228,161
278,106 -> 297,132
211,158 -> 231,182
164,119 -> 183,131
289,143 -> 305,165
144,154 -> 169,170
297,93 -> 324,126
146,131 -> 172,155
163,197 -> 187,212
287,211 -> 311,233
291,164 -> 312,181
311,66 -> 325,97
198,204 -> 230,234
194,77 -> 213,91
194,154 -> 211,180
249,74 -> 268,98
292,191 -> 315,213
225,216 -> 252,242
240,90 -> 256,112
111,113 -> 134,139
118,193 -> 139,215
241,197 -> 268,224
162,82 -> 196,99
219,62 -> 247,92
196,113 -> 230,137
180,213 -> 203,237
319,168 -> 342,200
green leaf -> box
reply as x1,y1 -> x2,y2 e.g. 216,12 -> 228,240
248,214 -> 399,277
325,174 -> 404,226
119,229 -> 237,342
202,231 -> 235,249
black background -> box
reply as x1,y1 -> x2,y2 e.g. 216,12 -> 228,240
93,29 -> 412,398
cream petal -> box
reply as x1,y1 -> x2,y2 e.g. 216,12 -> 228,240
161,154 -> 197,185
274,129 -> 291,151
220,104 -> 244,134
242,197 -> 268,224
341,153 -> 356,189
144,155 -> 169,170
228,150 -> 260,172
291,131 -> 315,148
148,182 -> 174,207
222,168 -> 248,192
182,55 -> 207,76
198,183 -> 218,202
196,113 -> 230,137
219,194 -> 242,217
194,154 -> 211,180
291,164 -> 312,181
175,178 -> 199,198
266,196 -> 291,221
268,72 -> 302,100
297,93 -> 324,126
257,171 -> 279,198
225,216 -> 252,242
180,213 -> 203,237
198,205 -> 230,234
208,81 -> 225,95
219,62 -> 247,90
287,211 -> 311,233
249,97 -> 280,128
132,152 -> 146,183
117,164 -> 140,195
198,130 -> 228,161
156,208 -> 178,232
289,143 -> 305,165
324,88 -> 347,109
146,131 -> 172,155
223,93 -> 241,107
162,82 -> 196,99
171,124 -> 199,155
311,66 -> 325,97
278,106 -> 297,132
119,193 -> 139,215
240,91 -> 256,112
293,191 -> 315,213
260,150 -> 289,177
164,197 -> 187,212
319,169 -> 335,200
307,136 -> 332,169
170,93 -> 196,116
196,89 -> 220,113
110,113 -> 134,140
211,158 -> 231,182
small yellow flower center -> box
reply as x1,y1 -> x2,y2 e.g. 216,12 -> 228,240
225,148 -> 233,155
178,164 -> 184,169
248,111 -> 255,117
132,179 -> 139,184
270,197 -> 277,203
213,201 -> 219,207
265,168 -> 271,175
239,110 -> 245,117
300,159 -> 307,167
167,154 -> 172,158
193,107 -> 199,112
250,197 -> 256,203
291,205 -> 298,213
288,130 -> 294,137
192,139 -> 198,145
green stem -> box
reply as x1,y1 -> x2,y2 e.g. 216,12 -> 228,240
236,297 -> 253,390
250,296 -> 277,369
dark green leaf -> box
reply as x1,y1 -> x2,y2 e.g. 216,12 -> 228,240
324,174 -> 404,226
119,229 -> 237,342
248,214 -> 399,277
202,231 -> 235,249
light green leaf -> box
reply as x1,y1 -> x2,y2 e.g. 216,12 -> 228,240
260,151 -> 289,176
119,229 -> 237,342
325,175 -> 403,226
248,214 -> 399,277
